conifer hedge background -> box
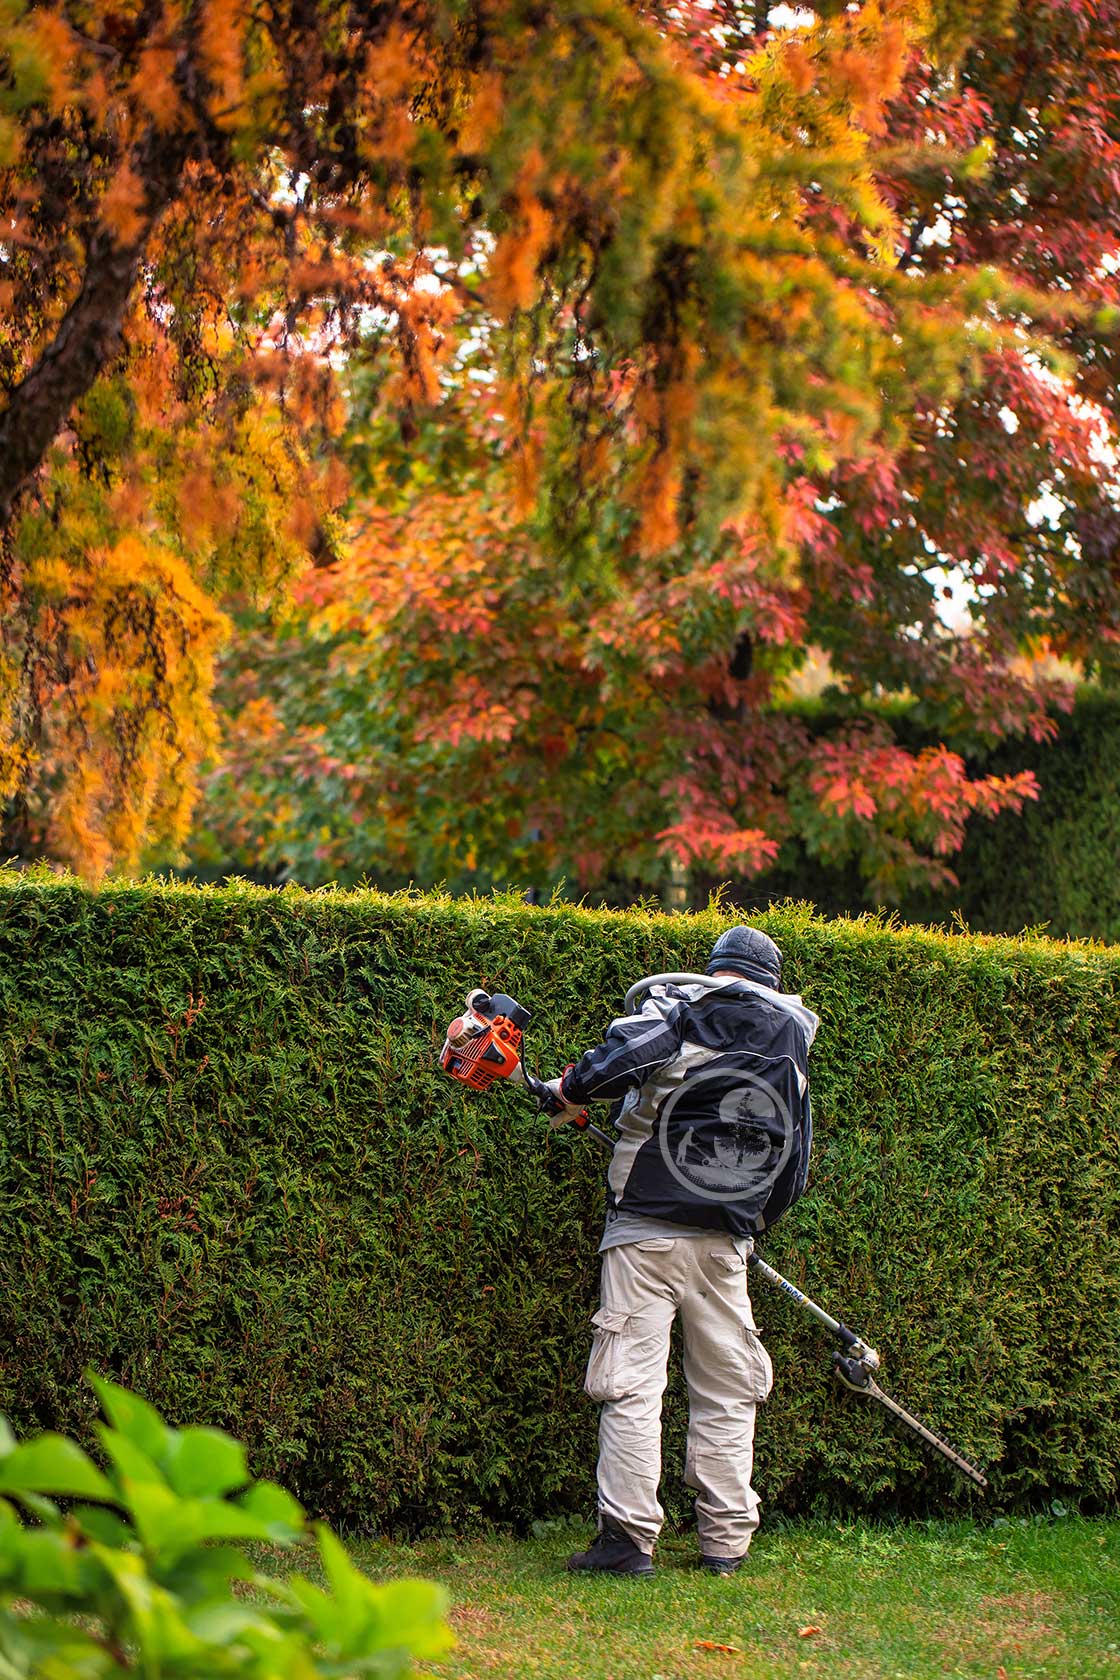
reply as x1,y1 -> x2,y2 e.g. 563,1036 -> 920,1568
0,872 -> 1117,1531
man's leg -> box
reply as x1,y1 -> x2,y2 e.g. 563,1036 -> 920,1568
678,1236 -> 773,1565
583,1238 -> 678,1556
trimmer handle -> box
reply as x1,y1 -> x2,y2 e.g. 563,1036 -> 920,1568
524,1072 -> 616,1152
525,1071 -> 591,1128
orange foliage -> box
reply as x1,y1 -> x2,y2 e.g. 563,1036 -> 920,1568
458,70 -> 505,153
134,43 -> 182,131
364,25 -> 424,102
26,7 -> 75,112
14,535 -> 228,879
100,163 -> 147,247
3,0 -> 1115,889
488,190 -> 553,320
199,0 -> 246,123
783,39 -> 815,96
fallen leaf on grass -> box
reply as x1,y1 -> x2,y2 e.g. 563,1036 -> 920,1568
695,1640 -> 741,1654
798,1625 -> 822,1638
997,1669 -> 1008,1679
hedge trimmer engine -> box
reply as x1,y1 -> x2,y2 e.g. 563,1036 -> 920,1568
440,988 -> 611,1143
440,989 -> 530,1091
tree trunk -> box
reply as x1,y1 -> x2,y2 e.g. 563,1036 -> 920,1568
0,223 -> 148,527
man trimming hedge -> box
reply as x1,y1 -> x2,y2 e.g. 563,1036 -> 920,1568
544,924 -> 818,1577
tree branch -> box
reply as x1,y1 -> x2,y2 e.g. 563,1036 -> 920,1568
0,222 -> 151,526
0,8 -> 218,529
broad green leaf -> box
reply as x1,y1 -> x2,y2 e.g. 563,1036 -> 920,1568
307,1529 -> 454,1663
17,1529 -> 89,1597
237,1479 -> 304,1536
315,1525 -> 365,1641
90,1542 -> 207,1665
123,1479 -> 186,1556
0,1437 -> 115,1503
70,1504 -> 134,1549
371,1578 -> 454,1660
96,1425 -> 166,1492
160,1542 -> 255,1602
128,1481 -> 279,1561
284,1572 -> 334,1640
89,1375 -> 168,1462
163,1427 -> 248,1498
183,1601 -> 279,1644
169,1498 -> 279,1548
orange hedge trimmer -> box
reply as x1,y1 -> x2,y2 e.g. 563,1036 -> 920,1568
440,987 -> 615,1150
440,984 -> 989,1493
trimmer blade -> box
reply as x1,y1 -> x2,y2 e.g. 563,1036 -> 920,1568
863,1377 -> 989,1491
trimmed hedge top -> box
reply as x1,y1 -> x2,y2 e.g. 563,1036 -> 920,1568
1,871 -> 1117,1530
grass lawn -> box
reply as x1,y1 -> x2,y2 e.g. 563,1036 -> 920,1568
258,1516 -> 1119,1679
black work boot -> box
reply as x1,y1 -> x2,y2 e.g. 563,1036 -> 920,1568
700,1553 -> 746,1576
567,1520 -> 654,1576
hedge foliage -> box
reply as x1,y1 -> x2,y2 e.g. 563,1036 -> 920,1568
735,687 -> 1120,942
0,873 -> 1117,1534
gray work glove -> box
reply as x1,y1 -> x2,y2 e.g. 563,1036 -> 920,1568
541,1074 -> 585,1128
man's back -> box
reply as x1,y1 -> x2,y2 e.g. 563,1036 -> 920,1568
562,974 -> 818,1242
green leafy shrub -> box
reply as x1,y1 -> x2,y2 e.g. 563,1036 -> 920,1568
0,1375 -> 451,1677
0,873 -> 1117,1530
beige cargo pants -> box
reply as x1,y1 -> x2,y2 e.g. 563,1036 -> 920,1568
585,1231 -> 773,1558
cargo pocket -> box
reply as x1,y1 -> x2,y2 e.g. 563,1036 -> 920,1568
584,1308 -> 633,1402
584,1305 -> 667,1402
743,1326 -> 774,1402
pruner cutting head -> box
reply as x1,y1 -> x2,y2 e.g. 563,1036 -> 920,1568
833,1353 -> 989,1491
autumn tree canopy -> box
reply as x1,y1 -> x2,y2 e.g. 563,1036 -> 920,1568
2,0 -> 1119,891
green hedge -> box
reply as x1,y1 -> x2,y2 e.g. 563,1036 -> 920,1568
1,874 -> 1118,1533
734,688 -> 1120,942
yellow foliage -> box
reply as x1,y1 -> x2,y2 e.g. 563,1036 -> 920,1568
0,655 -> 37,803
43,537 -> 228,878
53,762 -> 114,885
